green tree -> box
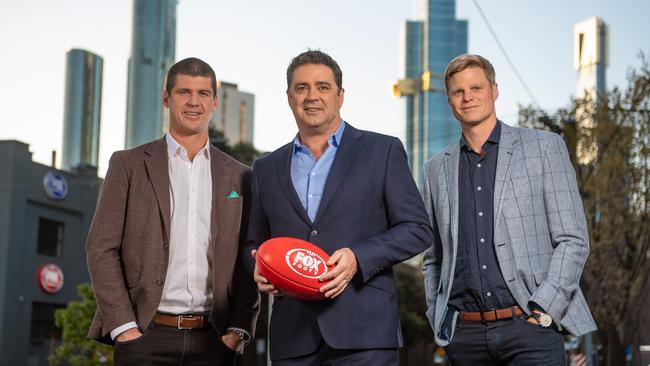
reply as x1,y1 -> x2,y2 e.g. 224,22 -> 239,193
519,54 -> 650,365
208,127 -> 263,166
49,283 -> 113,365
395,262 -> 439,365
394,262 -> 432,345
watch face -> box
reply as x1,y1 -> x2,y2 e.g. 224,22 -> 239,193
539,313 -> 553,327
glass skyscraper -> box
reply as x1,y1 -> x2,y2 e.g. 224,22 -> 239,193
125,0 -> 176,149
394,0 -> 467,186
61,49 -> 103,171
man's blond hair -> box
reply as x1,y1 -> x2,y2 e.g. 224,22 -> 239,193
444,54 -> 496,94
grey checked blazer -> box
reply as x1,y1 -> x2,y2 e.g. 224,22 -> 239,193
421,121 -> 597,346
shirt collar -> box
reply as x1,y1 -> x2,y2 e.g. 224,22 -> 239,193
166,133 -> 211,160
460,120 -> 501,150
293,120 -> 346,155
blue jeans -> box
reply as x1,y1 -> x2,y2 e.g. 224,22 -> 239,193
445,316 -> 566,366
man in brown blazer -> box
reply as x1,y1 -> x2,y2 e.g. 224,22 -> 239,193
86,57 -> 259,365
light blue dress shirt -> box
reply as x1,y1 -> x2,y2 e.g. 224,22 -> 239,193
291,121 -> 346,222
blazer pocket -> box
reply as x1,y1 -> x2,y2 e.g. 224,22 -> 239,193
532,269 -> 547,286
364,275 -> 396,295
342,184 -> 373,192
125,271 -> 140,289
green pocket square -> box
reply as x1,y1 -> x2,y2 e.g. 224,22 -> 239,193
226,191 -> 240,199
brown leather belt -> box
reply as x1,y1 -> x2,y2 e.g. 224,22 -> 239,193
460,306 -> 524,322
153,313 -> 211,330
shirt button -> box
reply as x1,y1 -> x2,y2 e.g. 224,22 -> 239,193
310,230 -> 318,237
478,212 -> 483,217
477,163 -> 482,168
480,238 -> 485,243
311,172 -> 316,176
308,194 -> 313,198
482,265 -> 487,270
486,292 -> 492,297
477,186 -> 482,191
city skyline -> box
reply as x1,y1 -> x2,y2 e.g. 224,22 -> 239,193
124,0 -> 176,149
395,0 -> 468,187
0,0 -> 648,176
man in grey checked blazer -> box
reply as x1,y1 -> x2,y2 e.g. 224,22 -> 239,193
422,54 -> 596,365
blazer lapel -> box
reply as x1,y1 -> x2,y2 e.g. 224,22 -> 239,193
444,144 -> 460,260
313,125 -> 363,224
276,143 -> 313,225
494,121 -> 519,228
144,138 -> 171,245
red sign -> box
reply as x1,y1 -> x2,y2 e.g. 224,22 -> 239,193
37,264 -> 64,293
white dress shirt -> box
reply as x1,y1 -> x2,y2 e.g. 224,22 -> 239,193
158,133 -> 213,313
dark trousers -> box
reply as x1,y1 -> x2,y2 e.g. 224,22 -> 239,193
272,339 -> 399,366
113,323 -> 237,366
445,316 -> 566,366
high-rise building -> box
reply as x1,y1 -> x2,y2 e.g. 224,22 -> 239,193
574,16 -> 608,164
211,81 -> 255,146
394,0 -> 467,187
125,0 -> 176,149
61,49 -> 103,171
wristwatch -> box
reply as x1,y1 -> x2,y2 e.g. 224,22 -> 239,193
531,311 -> 553,328
229,328 -> 249,344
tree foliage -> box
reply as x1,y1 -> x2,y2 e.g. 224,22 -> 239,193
49,283 -> 113,365
208,127 -> 263,166
519,54 -> 650,365
394,262 -> 433,345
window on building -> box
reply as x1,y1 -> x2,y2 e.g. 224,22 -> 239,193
30,302 -> 65,343
37,218 -> 63,257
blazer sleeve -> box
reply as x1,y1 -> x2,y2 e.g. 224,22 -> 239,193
86,152 -> 137,337
242,159 -> 271,275
228,168 -> 261,339
528,133 -> 590,322
349,138 -> 434,282
421,160 -> 443,321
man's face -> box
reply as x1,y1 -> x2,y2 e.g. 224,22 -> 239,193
287,64 -> 344,134
163,74 -> 217,137
447,66 -> 498,128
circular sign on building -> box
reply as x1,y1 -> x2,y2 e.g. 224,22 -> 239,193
37,263 -> 64,294
43,171 -> 68,200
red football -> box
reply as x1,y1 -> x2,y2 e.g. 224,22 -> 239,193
256,237 -> 335,300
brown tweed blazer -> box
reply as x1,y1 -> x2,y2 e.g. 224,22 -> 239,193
86,137 -> 259,344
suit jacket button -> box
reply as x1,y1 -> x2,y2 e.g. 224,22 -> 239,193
156,279 -> 163,286
163,244 -> 169,249
309,230 -> 318,237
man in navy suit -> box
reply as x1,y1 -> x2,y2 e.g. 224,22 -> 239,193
244,50 -> 433,365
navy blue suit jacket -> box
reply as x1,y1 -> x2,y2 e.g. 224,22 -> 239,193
244,124 -> 433,360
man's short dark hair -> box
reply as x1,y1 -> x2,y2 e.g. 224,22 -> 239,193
166,57 -> 217,96
286,50 -> 343,93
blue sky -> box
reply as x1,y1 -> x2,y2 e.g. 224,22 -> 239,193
0,0 -> 648,176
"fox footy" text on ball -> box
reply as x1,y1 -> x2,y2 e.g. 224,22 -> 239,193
285,249 -> 328,279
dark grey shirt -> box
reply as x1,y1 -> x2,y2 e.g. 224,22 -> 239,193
448,122 -> 517,312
